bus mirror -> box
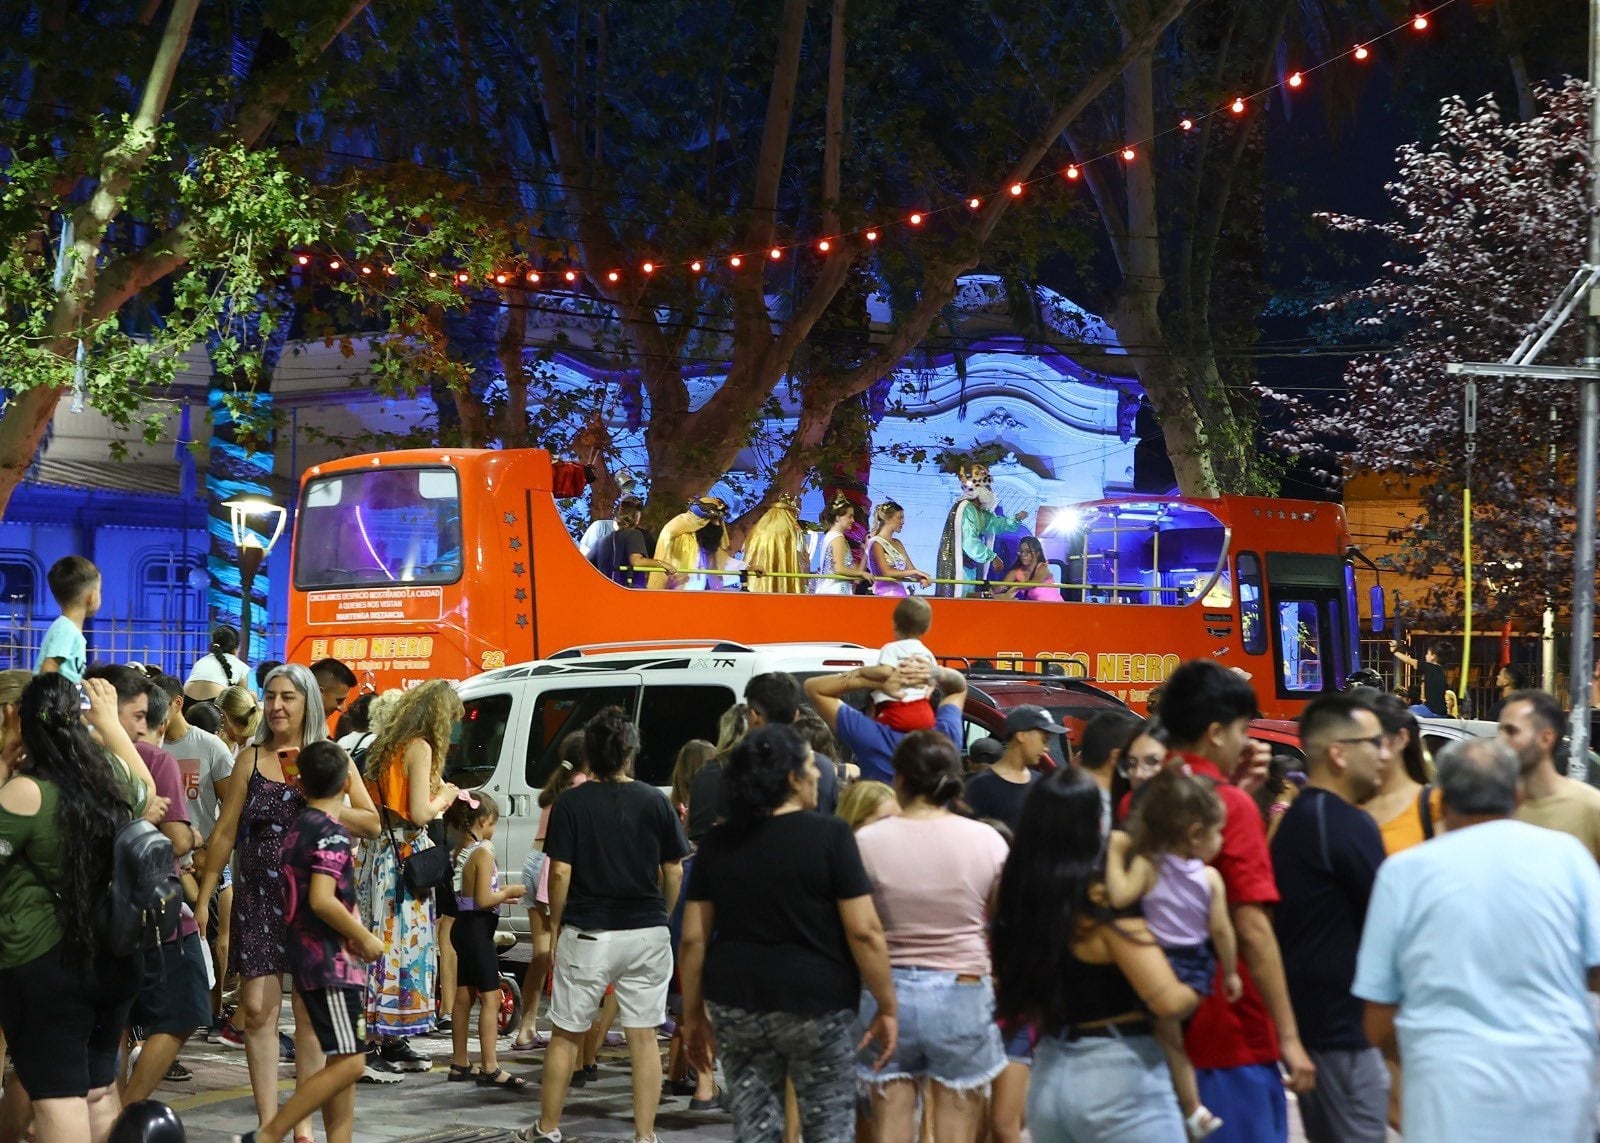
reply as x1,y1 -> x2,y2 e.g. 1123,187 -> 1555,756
1369,586 -> 1386,633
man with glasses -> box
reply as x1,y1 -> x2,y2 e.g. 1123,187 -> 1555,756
1270,693 -> 1391,1142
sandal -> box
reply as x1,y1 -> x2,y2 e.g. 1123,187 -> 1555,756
477,1068 -> 530,1090
447,1062 -> 476,1082
508,1032 -> 549,1052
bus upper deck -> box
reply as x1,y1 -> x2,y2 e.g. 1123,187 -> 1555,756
286,448 -> 1358,718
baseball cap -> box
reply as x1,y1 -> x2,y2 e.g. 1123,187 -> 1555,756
1002,704 -> 1068,740
968,737 -> 1004,766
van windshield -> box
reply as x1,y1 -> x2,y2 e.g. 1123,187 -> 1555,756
294,467 -> 463,589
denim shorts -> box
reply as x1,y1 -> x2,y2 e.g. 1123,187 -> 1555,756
857,967 -> 1007,1089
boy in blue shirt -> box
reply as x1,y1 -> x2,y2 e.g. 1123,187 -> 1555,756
33,555 -> 99,681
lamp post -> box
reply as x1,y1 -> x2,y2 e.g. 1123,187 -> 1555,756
224,497 -> 288,663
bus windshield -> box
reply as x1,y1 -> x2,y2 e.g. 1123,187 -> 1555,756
294,467 -> 464,589
1044,500 -> 1228,605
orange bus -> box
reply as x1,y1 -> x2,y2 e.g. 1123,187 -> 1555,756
285,448 -> 1361,719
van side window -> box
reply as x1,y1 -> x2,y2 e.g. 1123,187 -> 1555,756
525,686 -> 640,791
635,685 -> 739,788
445,694 -> 511,790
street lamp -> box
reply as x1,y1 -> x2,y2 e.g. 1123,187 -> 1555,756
224,497 -> 288,663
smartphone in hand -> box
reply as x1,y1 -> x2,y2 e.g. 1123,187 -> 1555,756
278,747 -> 302,788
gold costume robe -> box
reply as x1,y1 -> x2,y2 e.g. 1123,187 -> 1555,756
744,497 -> 805,594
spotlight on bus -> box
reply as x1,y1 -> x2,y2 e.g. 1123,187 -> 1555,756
1044,507 -> 1085,536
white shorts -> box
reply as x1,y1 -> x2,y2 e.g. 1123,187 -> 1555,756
548,926 -> 673,1033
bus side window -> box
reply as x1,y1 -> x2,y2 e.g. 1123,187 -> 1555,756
524,685 -> 640,791
1275,599 -> 1325,693
1238,552 -> 1265,654
446,694 -> 512,790
635,684 -> 739,788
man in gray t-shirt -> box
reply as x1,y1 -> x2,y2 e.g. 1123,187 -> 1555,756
156,681 -> 235,837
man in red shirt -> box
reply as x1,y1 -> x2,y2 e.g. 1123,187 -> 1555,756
1160,661 -> 1315,1142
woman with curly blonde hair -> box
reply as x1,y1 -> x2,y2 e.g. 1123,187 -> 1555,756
359,679 -> 464,1073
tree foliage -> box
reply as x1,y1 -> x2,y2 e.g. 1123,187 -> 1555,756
1268,80 -> 1592,621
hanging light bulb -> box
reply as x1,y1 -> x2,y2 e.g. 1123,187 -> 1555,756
909,213 -> 923,226
563,269 -> 578,283
1009,183 -> 1023,196
1411,13 -> 1428,31
1121,147 -> 1136,162
1230,97 -> 1246,114
865,230 -> 879,242
730,254 -> 743,268
327,259 -> 342,271
1353,43 -> 1370,60
967,197 -> 981,210
606,270 -> 620,282
527,271 -> 541,284
817,239 -> 832,253
1065,165 -> 1081,180
769,247 -> 783,259
295,254 -> 310,266
642,262 -> 655,274
383,265 -> 398,276
1180,118 -> 1194,131
1288,71 -> 1304,89
493,272 -> 508,285
454,271 -> 470,284
690,260 -> 703,273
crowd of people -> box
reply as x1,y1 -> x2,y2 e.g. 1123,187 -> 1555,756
7,552 -> 1600,1143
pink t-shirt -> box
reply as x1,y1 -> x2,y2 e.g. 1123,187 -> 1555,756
855,814 -> 1008,974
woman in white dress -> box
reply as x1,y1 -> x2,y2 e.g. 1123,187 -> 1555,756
813,498 -> 872,595
184,625 -> 251,701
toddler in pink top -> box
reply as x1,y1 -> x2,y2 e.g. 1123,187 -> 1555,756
1105,768 -> 1241,1141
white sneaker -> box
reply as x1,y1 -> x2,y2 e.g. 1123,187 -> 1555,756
360,1052 -> 405,1085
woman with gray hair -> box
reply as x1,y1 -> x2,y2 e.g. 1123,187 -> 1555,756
194,663 -> 380,1137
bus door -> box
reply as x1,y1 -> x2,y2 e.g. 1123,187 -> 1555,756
1265,553 -> 1355,700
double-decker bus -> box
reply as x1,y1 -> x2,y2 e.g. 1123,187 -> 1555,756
286,448 -> 1361,719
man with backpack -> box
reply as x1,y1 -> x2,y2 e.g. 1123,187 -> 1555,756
86,666 -> 210,1101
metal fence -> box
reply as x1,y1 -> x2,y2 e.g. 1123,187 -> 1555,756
1359,632 -> 1556,719
0,610 -> 286,679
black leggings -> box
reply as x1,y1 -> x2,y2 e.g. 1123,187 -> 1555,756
451,911 -> 501,993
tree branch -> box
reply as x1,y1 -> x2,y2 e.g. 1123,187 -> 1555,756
230,1 -> 373,149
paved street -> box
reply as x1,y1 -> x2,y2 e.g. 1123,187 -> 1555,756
166,1007 -> 732,1143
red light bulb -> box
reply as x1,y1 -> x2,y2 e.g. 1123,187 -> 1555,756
1411,14 -> 1428,31
769,247 -> 783,260
1230,97 -> 1245,114
454,271 -> 469,284
909,213 -> 923,226
564,270 -> 577,282
1009,183 -> 1023,197
384,265 -> 397,276
1180,118 -> 1194,131
967,197 -> 981,210
642,262 -> 654,274
1353,43 -> 1369,60
605,270 -> 619,283
1121,147 -> 1136,162
817,239 -> 831,253
1288,72 -> 1303,89
730,255 -> 743,268
865,230 -> 879,242
296,254 -> 310,266
1065,165 -> 1081,180
691,260 -> 703,273
494,272 -> 508,285
327,259 -> 342,271
526,271 -> 540,284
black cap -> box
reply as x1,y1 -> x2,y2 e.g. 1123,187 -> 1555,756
1002,704 -> 1068,740
968,737 -> 1004,765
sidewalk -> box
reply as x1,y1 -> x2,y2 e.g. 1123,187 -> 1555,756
166,1022 -> 731,1142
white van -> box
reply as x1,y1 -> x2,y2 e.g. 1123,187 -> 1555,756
441,639 -> 876,935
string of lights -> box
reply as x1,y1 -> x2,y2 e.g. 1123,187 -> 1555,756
285,2 -> 1456,288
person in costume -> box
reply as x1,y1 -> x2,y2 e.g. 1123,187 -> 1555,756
648,497 -> 732,590
812,497 -> 872,595
744,494 -> 807,594
863,501 -> 931,598
935,463 -> 1030,598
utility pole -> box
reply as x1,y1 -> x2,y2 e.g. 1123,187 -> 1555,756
1448,0 -> 1600,779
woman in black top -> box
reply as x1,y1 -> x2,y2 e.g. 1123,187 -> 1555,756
992,768 -> 1200,1143
680,724 -> 897,1142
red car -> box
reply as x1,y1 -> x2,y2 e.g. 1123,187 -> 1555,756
961,672 -> 1131,769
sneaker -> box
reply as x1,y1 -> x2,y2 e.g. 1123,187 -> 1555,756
379,1037 -> 433,1072
435,1015 -> 453,1034
278,1032 -> 295,1063
510,1128 -> 561,1143
217,1021 -> 246,1049
359,1051 -> 405,1085
232,1133 -> 258,1143
164,1060 -> 192,1083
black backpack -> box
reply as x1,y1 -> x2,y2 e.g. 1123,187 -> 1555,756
100,814 -> 185,957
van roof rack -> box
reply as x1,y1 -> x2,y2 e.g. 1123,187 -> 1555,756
547,638 -> 870,660
549,639 -> 756,659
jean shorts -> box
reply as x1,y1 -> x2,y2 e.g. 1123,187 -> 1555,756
857,967 -> 1007,1089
